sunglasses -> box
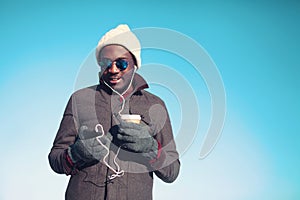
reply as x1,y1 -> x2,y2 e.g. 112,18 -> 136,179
98,58 -> 129,71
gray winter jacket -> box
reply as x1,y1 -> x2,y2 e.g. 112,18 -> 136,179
48,74 -> 180,200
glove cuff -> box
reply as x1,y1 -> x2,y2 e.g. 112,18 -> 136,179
66,149 -> 75,166
63,149 -> 78,175
149,140 -> 161,163
68,146 -> 79,164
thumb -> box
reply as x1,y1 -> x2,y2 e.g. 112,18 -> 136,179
78,125 -> 88,139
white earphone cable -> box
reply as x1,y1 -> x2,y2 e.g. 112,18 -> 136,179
95,124 -> 124,180
95,66 -> 137,180
103,66 -> 137,115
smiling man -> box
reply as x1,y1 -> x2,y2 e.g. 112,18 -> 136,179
48,24 -> 180,200
98,45 -> 136,94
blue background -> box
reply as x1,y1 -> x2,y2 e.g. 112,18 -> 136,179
0,0 -> 299,199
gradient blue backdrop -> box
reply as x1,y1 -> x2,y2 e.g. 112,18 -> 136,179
1,0 -> 299,199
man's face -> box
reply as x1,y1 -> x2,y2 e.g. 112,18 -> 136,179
99,45 -> 136,93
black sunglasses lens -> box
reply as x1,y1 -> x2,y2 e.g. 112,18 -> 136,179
99,59 -> 128,71
116,59 -> 128,71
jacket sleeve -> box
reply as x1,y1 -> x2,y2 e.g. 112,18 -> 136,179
150,102 -> 181,183
48,95 -> 78,175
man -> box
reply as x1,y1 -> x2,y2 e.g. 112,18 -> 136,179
48,24 -> 180,200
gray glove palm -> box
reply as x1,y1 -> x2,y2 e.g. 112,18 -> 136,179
68,126 -> 110,168
116,121 -> 158,160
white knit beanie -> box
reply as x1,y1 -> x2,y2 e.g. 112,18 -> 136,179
95,24 -> 141,68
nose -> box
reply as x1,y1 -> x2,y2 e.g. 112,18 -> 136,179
108,62 -> 120,73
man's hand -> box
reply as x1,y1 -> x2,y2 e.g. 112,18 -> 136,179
68,126 -> 109,168
115,121 -> 158,160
